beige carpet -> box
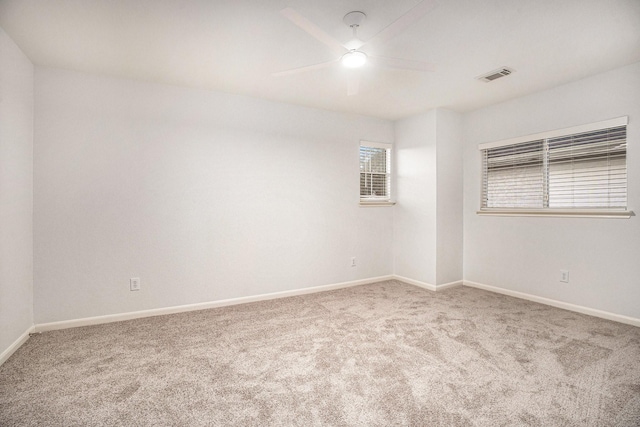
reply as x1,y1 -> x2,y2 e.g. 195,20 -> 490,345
1,280 -> 639,426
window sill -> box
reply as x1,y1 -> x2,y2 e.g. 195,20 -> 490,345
476,209 -> 634,219
360,200 -> 396,207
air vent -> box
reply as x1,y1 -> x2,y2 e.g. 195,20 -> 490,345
477,67 -> 514,83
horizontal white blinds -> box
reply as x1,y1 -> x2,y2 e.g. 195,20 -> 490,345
360,142 -> 391,199
481,119 -> 627,210
482,140 -> 545,208
548,126 -> 626,208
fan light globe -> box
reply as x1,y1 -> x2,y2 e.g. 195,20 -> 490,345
341,50 -> 367,68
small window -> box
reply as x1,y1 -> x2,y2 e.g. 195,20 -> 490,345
479,117 -> 631,217
360,141 -> 392,203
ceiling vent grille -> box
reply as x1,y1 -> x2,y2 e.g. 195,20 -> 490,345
477,67 -> 514,82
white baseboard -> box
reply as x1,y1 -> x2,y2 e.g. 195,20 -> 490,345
393,275 -> 436,291
35,275 -> 395,332
32,275 -> 638,335
436,280 -> 464,291
392,275 -> 463,292
463,280 -> 640,328
1,325 -> 35,366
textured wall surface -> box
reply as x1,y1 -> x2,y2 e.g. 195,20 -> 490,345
34,67 -> 395,323
0,27 -> 34,357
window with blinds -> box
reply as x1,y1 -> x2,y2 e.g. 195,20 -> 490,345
479,117 -> 628,213
483,139 -> 545,208
360,141 -> 392,201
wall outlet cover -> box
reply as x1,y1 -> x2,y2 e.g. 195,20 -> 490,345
130,277 -> 141,291
560,270 -> 569,283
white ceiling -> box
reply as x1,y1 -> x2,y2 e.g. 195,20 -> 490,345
1,0 -> 639,120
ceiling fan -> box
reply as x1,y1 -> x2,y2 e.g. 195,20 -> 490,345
273,0 -> 438,96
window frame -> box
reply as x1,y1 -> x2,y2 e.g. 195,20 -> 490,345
477,117 -> 633,218
359,140 -> 394,206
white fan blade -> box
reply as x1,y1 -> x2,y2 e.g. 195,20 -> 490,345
272,59 -> 337,77
280,7 -> 347,57
369,55 -> 435,72
347,74 -> 361,96
366,0 -> 438,48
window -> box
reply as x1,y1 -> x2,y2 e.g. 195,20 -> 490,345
479,117 -> 631,217
360,141 -> 392,203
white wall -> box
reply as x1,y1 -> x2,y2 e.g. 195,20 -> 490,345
393,109 -> 463,286
393,111 -> 438,284
435,109 -> 463,285
0,27 -> 34,355
463,61 -> 640,319
34,68 -> 394,324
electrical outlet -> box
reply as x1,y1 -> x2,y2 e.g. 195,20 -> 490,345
560,270 -> 569,283
130,277 -> 141,291
351,257 -> 356,267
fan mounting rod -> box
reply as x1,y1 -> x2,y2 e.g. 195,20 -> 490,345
343,11 -> 366,47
